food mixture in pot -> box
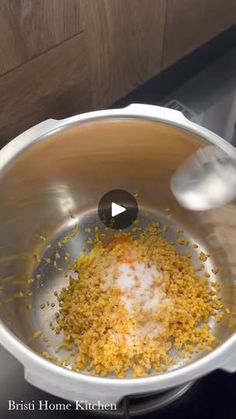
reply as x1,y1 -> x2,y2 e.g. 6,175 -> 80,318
49,221 -> 225,378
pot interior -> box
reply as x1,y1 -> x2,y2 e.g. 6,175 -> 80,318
0,117 -> 235,375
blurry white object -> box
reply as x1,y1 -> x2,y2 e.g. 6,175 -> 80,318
171,145 -> 236,210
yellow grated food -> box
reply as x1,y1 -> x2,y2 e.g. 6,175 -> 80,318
54,223 -> 224,378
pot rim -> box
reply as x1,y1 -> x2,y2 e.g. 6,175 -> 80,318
0,104 -> 235,389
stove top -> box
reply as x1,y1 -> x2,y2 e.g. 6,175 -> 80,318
1,31 -> 236,419
162,49 -> 236,146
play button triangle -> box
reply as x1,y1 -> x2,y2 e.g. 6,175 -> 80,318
111,202 -> 126,217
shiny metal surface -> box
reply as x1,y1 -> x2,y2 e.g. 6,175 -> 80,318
29,208 -> 220,368
0,104 -> 236,405
0,340 -> 193,417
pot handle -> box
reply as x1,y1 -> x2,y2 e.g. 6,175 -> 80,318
218,351 -> 236,373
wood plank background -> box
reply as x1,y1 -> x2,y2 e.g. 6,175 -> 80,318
162,0 -> 236,69
0,0 -> 82,75
83,0 -> 166,109
0,33 -> 91,146
0,0 -> 235,147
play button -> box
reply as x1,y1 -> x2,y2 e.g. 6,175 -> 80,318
111,202 -> 126,217
98,189 -> 138,230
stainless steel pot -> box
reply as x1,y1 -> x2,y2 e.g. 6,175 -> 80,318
0,104 -> 235,404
